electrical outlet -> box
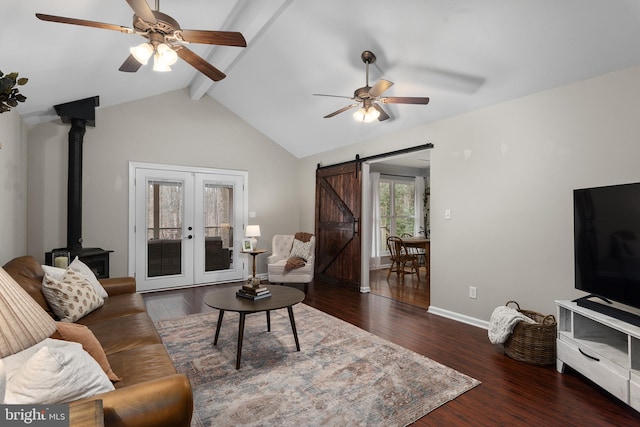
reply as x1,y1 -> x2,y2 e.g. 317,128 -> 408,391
469,286 -> 477,299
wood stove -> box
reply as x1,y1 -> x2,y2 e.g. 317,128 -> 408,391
45,96 -> 113,278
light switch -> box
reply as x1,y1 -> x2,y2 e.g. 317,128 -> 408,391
249,211 -> 257,218
445,209 -> 451,220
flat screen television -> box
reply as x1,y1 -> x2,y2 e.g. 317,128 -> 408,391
574,182 -> 640,326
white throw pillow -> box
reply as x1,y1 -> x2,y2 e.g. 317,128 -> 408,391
41,265 -> 66,282
289,239 -> 313,261
69,257 -> 108,299
4,341 -> 114,404
42,270 -> 104,322
2,339 -> 68,380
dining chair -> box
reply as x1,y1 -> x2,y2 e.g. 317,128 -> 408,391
386,236 -> 420,280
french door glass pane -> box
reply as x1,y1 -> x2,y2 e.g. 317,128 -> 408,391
147,180 -> 183,277
203,183 -> 233,271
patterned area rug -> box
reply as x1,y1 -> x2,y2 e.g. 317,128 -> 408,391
155,303 -> 480,427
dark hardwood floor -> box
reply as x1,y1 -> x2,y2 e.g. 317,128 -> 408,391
369,266 -> 430,309
144,277 -> 640,426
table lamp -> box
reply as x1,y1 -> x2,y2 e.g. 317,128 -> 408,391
246,225 -> 261,249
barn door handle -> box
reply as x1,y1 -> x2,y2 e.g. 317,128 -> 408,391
353,218 -> 359,235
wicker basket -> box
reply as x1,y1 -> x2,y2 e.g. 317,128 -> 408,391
503,301 -> 557,366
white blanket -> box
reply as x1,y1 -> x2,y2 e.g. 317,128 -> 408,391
488,305 -> 536,344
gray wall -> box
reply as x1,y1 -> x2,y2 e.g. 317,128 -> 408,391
298,64 -> 640,320
6,63 -> 640,324
26,89 -> 301,277
0,110 -> 28,264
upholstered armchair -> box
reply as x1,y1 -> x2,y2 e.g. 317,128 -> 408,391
267,234 -> 315,284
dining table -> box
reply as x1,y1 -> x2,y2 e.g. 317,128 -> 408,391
402,236 -> 430,274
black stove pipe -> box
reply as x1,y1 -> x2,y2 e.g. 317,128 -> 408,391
67,118 -> 85,250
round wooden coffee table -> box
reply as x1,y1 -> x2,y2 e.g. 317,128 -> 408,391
204,285 -> 305,369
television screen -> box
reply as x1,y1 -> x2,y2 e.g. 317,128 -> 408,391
574,182 -> 640,310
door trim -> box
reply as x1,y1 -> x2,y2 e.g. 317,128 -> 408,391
128,162 -> 249,289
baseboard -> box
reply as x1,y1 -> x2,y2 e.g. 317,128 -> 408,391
428,306 -> 489,330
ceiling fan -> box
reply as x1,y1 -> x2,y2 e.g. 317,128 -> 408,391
314,51 -> 430,122
36,0 -> 246,81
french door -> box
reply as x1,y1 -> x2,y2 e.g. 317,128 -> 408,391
129,163 -> 247,292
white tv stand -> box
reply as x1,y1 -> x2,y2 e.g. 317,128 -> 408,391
556,300 -> 640,411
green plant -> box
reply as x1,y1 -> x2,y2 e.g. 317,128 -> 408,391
0,71 -> 28,113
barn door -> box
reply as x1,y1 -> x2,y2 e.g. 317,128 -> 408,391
315,162 -> 361,289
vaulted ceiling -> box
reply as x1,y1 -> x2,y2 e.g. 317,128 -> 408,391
5,1 -> 640,158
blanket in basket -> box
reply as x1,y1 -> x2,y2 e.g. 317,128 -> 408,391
488,305 -> 535,344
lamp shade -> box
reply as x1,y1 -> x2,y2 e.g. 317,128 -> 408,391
0,267 -> 56,358
246,225 -> 261,238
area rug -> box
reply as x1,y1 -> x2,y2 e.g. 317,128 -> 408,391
155,303 -> 480,427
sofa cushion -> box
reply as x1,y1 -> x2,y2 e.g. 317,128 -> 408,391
4,339 -> 114,404
42,270 -> 104,322
75,292 -> 147,326
107,344 -> 177,389
51,322 -> 121,382
85,312 -> 163,356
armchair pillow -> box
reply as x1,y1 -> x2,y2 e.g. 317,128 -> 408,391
289,239 -> 313,262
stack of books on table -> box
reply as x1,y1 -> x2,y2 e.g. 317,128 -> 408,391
236,284 -> 272,300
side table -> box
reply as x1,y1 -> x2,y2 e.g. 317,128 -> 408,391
247,249 -> 267,281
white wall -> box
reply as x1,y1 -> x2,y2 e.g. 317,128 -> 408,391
298,64 -> 640,321
27,89 -> 301,277
0,110 -> 28,264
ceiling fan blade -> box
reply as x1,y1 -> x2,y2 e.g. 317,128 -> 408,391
324,104 -> 359,118
126,0 -> 157,23
176,47 -> 226,81
35,13 -> 133,33
180,30 -> 246,47
381,96 -> 430,105
313,94 -> 354,100
372,103 -> 390,121
119,54 -> 143,73
369,79 -> 394,98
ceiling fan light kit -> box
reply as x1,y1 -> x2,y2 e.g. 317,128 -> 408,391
36,0 -> 246,81
354,105 -> 380,123
314,50 -> 430,123
130,42 -> 154,65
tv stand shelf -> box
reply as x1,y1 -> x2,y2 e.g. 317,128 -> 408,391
556,300 -> 640,411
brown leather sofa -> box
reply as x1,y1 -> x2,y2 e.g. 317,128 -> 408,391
2,256 -> 193,427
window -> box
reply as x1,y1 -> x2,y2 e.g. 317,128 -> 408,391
379,176 -> 416,248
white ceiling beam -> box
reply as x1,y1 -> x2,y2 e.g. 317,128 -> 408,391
189,0 -> 292,101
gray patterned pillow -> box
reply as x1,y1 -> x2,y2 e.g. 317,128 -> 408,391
42,270 -> 104,322
289,239 -> 313,261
